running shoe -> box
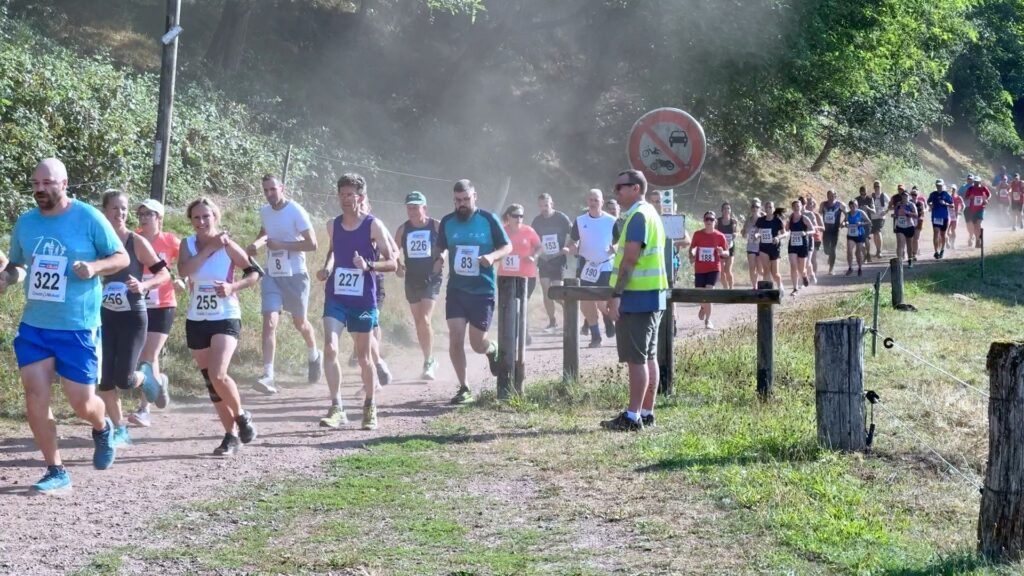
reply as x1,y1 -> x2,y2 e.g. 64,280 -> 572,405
543,322 -> 559,335
235,410 -> 257,444
600,412 -> 643,432
128,408 -> 151,428
138,363 -> 160,403
604,317 -> 616,338
588,337 -> 602,349
376,361 -> 392,386
253,375 -> 278,395
92,418 -> 116,470
641,413 -> 656,428
907,259 -> 915,269
857,267 -> 863,277
319,405 -> 348,428
579,322 -> 589,336
213,433 -> 241,456
450,387 -> 474,405
845,268 -> 853,276
803,277 -> 809,287
934,251 -> 940,260
705,319 -> 715,330
308,352 -> 323,384
486,346 -> 500,377
939,249 -> 945,259
422,357 -> 438,381
154,373 -> 169,409
361,405 -> 378,431
32,466 -> 71,495
111,425 -> 132,448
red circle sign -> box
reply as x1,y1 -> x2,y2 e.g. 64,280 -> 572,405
627,108 -> 707,188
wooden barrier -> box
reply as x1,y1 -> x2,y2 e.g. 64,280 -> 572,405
978,341 -> 1024,562
889,258 -> 904,309
548,283 -> 782,396
496,276 -> 528,399
814,317 -> 866,451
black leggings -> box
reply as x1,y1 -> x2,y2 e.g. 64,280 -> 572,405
99,309 -> 148,391
823,231 -> 839,266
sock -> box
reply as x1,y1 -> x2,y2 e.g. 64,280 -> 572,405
590,325 -> 601,339
625,410 -> 640,422
486,341 -> 497,356
331,396 -> 343,408
50,464 -> 65,473
307,346 -> 319,361
641,409 -> 653,417
263,363 -> 274,378
363,398 -> 375,408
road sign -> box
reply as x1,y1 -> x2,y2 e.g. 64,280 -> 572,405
627,107 -> 706,188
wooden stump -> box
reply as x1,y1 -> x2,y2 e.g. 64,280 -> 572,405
515,277 -> 527,394
561,278 -> 580,383
814,317 -> 866,451
496,276 -> 517,399
756,281 -> 775,399
889,258 -> 904,309
978,341 -> 1024,561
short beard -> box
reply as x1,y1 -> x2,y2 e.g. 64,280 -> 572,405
456,206 -> 472,221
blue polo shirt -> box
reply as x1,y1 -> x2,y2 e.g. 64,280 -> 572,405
928,191 -> 953,220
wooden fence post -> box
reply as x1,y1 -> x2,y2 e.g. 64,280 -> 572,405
889,258 -> 904,309
978,341 -> 1024,561
756,281 -> 774,399
515,277 -> 527,394
496,276 -> 517,399
814,317 -> 866,451
871,272 -> 881,357
562,278 -> 580,383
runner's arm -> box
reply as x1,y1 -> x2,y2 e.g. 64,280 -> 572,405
246,227 -> 268,256
368,219 -> 398,273
133,235 -> 171,293
267,228 -> 317,253
225,240 -> 261,293
177,236 -> 222,279
87,249 -> 130,279
318,221 -> 335,281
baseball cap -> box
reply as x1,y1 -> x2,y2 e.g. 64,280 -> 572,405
405,191 -> 426,206
966,174 -> 975,180
137,198 -> 165,217
703,211 -> 716,220
935,179 -> 945,186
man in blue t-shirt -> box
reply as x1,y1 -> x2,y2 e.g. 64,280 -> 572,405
927,179 -> 954,259
434,179 -> 511,404
0,158 -> 128,494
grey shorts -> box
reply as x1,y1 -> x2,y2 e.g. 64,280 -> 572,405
616,310 -> 663,365
261,272 -> 310,318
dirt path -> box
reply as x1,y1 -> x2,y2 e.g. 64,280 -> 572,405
0,227 -> 1015,575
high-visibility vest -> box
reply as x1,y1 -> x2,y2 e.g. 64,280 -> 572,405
609,201 -> 669,291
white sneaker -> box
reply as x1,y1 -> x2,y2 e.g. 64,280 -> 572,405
375,361 -> 392,386
253,375 -> 278,395
543,325 -> 559,335
705,319 -> 715,330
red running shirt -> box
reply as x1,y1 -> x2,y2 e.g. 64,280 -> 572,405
690,229 -> 729,274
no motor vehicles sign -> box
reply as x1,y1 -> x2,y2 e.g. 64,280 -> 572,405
627,108 -> 706,188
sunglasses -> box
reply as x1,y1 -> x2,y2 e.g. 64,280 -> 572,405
703,217 -> 715,222
137,211 -> 156,219
510,214 -> 524,219
614,182 -> 636,191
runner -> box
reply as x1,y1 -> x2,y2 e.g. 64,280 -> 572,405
690,210 -> 729,329
349,196 -> 394,386
498,204 -> 542,345
1,158 -> 127,493
786,200 -> 814,295
891,188 -> 918,266
565,188 -> 620,348
97,190 -> 170,448
741,198 -> 764,286
434,179 -> 511,405
603,198 -> 621,220
801,196 -> 822,284
129,198 -> 184,427
947,186 -> 964,250
927,180 -> 954,259
868,181 -> 889,262
964,177 -> 991,249
715,202 -> 739,289
818,189 -> 845,275
755,201 -> 787,293
531,193 -> 572,334
394,191 -> 443,380
601,169 -> 667,431
995,174 -> 1012,227
246,174 -> 321,395
316,173 -> 398,430
843,200 -> 870,276
910,187 -> 927,264
1011,173 -> 1024,231
178,197 -> 261,455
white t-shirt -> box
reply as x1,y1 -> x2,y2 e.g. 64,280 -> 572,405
259,201 -> 313,274
572,212 -> 618,273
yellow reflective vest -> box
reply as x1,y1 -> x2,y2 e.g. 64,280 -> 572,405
609,201 -> 669,291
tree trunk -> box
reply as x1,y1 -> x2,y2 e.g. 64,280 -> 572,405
204,0 -> 255,74
809,136 -> 836,173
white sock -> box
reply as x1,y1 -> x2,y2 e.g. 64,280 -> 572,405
263,363 -> 274,378
626,410 -> 640,422
641,409 -> 653,417
307,346 -> 319,361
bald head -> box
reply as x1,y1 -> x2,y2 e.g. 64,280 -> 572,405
31,157 -> 69,212
35,158 -> 68,182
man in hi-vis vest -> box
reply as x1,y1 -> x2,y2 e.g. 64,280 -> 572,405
603,169 -> 668,431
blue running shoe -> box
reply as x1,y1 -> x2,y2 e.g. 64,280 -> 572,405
92,418 -> 116,470
138,363 -> 160,403
32,466 -> 72,495
111,425 -> 132,448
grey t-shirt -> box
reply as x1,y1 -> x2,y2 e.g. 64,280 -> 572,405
531,211 -> 572,261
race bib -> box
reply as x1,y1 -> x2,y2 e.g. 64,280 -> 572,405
502,254 -> 520,272
454,245 -> 480,277
847,225 -> 860,238
28,255 -> 68,303
790,232 -> 804,247
973,196 -> 984,207
724,234 -> 734,247
333,268 -> 365,297
142,273 -> 159,307
933,217 -> 945,226
1014,192 -> 1022,202
541,234 -> 560,256
102,282 -> 131,312
406,230 -> 431,259
896,216 -> 909,228
747,230 -> 758,244
268,250 -> 292,277
190,281 -> 223,319
580,259 -> 602,283
759,228 -> 773,243
824,212 -> 836,225
698,247 -> 715,263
